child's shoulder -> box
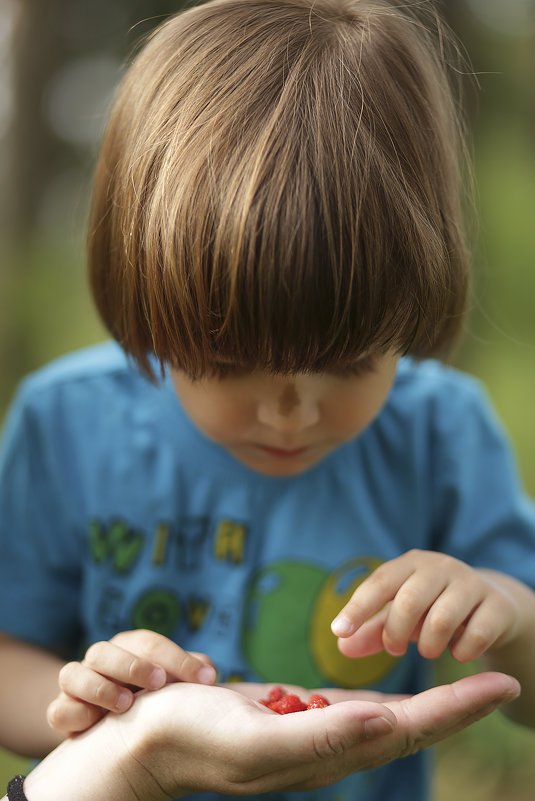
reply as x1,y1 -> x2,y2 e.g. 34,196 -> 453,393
14,342 -> 156,414
394,357 -> 485,400
381,358 -> 504,456
390,357 -> 492,423
23,341 -> 133,384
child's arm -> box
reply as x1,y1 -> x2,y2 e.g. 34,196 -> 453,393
0,632 -> 65,756
476,568 -> 535,727
47,629 -> 216,738
331,550 -> 535,727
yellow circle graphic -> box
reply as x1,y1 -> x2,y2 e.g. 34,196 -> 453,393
310,556 -> 397,688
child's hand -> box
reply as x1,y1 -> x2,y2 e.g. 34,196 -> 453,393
47,629 -> 216,737
331,550 -> 518,662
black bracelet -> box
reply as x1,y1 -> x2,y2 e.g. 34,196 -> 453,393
7,775 -> 28,801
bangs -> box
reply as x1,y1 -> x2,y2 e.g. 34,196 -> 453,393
88,0 -> 470,379
141,159 -> 444,378
139,145 -> 457,378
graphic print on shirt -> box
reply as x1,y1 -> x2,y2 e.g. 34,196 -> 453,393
89,519 -> 145,572
88,517 -> 398,688
214,519 -> 248,564
243,557 -> 397,688
88,515 -> 247,640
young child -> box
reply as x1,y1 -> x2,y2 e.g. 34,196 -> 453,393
1,1 -> 534,800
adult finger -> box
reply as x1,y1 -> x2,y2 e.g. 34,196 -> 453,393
381,671 -> 520,753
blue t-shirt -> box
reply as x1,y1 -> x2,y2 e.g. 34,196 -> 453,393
1,342 -> 535,801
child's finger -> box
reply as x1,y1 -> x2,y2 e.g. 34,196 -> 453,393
331,557 -> 418,637
449,595 -> 512,662
83,640 -> 168,691
111,630 -> 217,685
59,660 -> 135,713
415,582 -> 481,659
47,692 -> 105,735
381,574 -> 449,656
337,608 -> 389,658
189,650 -> 216,668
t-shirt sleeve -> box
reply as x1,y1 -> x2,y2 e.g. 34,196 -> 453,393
429,373 -> 535,590
0,379 -> 83,654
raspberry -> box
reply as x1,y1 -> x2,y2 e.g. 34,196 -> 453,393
270,693 -> 308,714
306,694 -> 330,709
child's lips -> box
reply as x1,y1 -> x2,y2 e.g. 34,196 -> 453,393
255,444 -> 309,458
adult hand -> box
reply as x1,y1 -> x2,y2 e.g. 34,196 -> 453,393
25,673 -> 520,801
22,671 -> 519,801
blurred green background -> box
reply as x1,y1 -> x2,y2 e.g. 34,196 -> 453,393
1,0 -> 535,798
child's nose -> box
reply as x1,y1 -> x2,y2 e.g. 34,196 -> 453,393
256,382 -> 320,432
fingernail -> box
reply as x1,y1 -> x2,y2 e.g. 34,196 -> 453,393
197,665 -> 217,685
385,645 -> 406,657
116,691 -> 132,712
505,678 -> 521,700
364,716 -> 395,738
148,667 -> 166,689
331,616 -> 353,637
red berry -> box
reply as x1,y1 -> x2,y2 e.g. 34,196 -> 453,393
259,686 -> 331,714
306,694 -> 330,709
259,686 -> 287,709
267,686 -> 286,704
270,694 -> 308,714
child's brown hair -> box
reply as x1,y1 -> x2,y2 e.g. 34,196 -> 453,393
88,0 -> 471,379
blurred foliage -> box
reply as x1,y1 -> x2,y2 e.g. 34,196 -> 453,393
1,1 -> 535,799
0,749 -> 28,792
433,655 -> 535,801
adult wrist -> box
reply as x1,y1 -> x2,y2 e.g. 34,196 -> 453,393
18,714 -> 165,801
112,689 -> 188,800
